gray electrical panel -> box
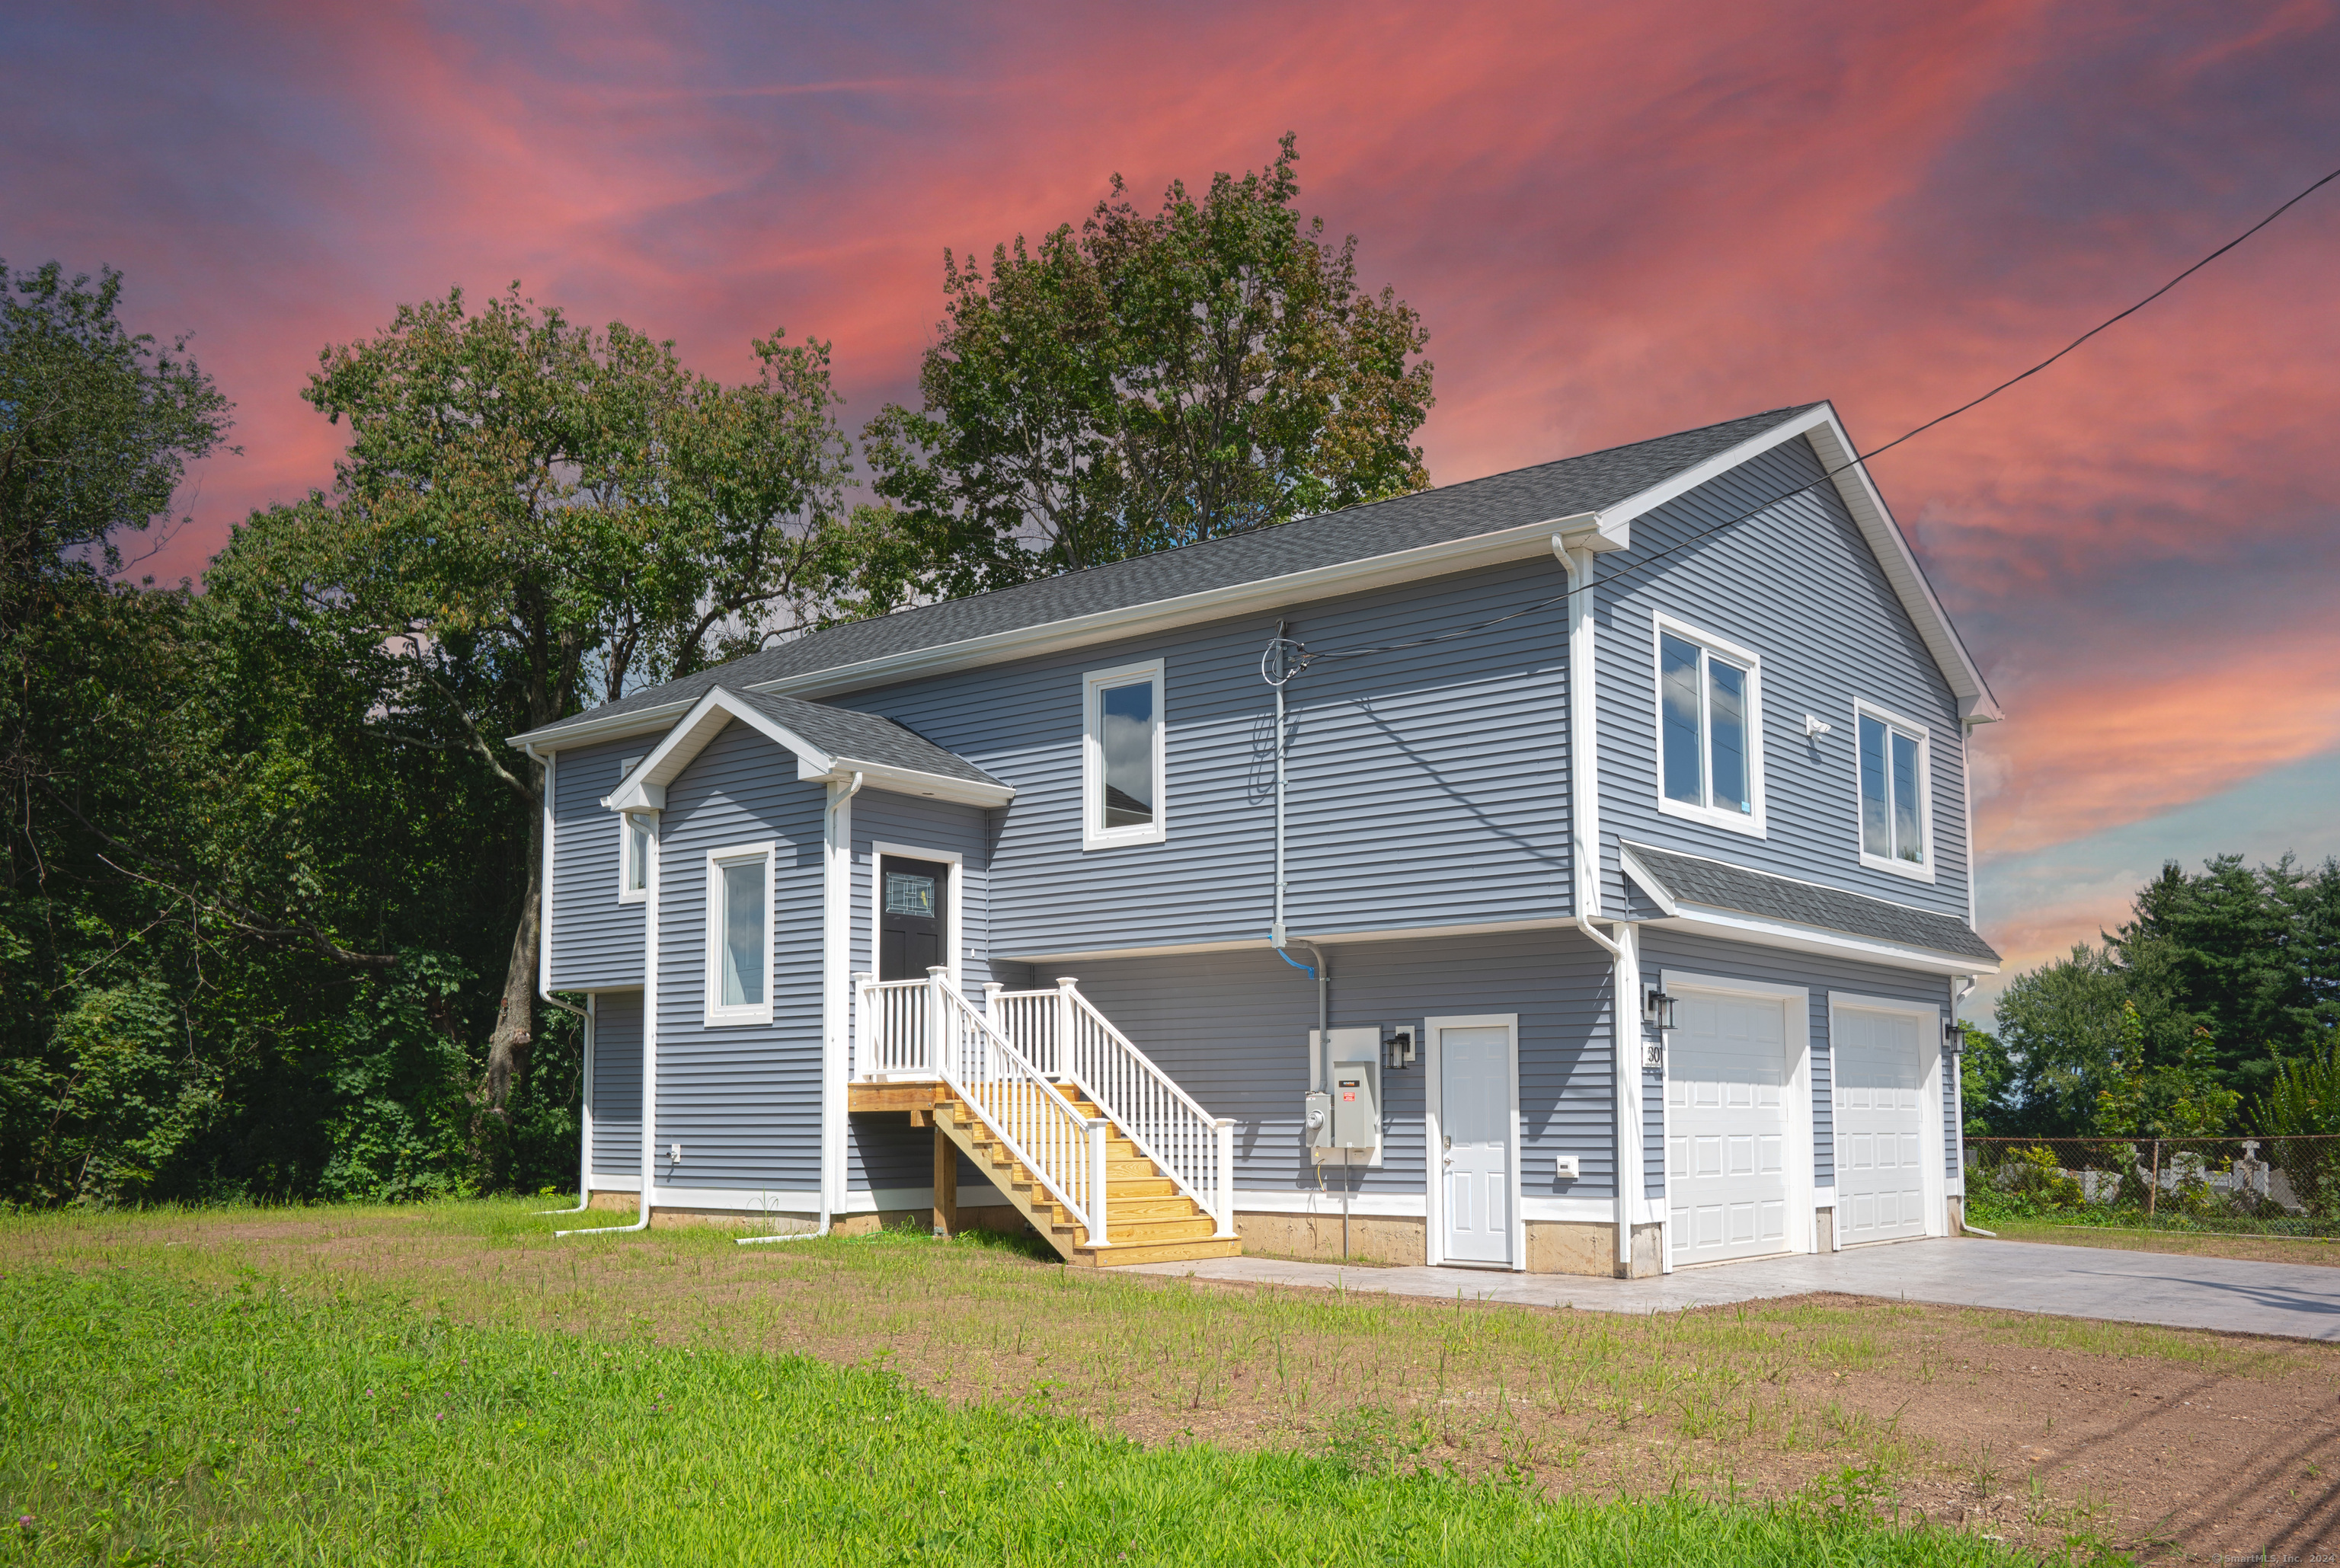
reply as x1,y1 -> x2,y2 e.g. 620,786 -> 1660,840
1307,1027 -> 1383,1162
1329,1059 -> 1379,1148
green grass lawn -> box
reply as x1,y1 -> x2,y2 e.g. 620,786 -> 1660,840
0,1253 -> 2047,1566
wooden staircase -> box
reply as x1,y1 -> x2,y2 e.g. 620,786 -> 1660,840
933,1086 -> 1242,1268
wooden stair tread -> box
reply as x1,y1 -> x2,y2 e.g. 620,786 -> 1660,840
926,1086 -> 1242,1268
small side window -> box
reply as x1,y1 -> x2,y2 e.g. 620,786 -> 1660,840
1652,618 -> 1764,837
616,758 -> 651,903
1082,659 -> 1166,850
705,845 -> 775,1025
1856,707 -> 1931,877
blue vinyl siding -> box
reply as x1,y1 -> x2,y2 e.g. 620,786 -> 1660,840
1048,928 -> 1618,1204
589,990 -> 642,1181
652,720 -> 827,1193
1594,435 -> 1972,922
1642,928 -> 1951,1193
549,735 -> 657,988
827,558 -> 1573,960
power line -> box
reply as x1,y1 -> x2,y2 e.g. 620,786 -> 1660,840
1286,159 -> 2340,675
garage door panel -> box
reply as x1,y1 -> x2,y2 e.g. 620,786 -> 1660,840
1833,1006 -> 1930,1245
1668,990 -> 1795,1266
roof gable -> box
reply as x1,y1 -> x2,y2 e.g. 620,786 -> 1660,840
603,686 -> 1011,813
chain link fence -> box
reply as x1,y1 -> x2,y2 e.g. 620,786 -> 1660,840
1962,1135 -> 2340,1239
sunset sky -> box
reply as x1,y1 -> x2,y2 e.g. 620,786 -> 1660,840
6,2 -> 2336,1010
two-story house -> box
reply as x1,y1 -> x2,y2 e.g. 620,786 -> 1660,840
510,401 -> 2000,1277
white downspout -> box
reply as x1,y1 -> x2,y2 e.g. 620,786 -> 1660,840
1554,537 -> 1645,1275
523,742 -> 595,1218
741,770 -> 863,1247
561,760 -> 656,1238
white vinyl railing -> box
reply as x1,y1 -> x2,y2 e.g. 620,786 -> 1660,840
995,979 -> 1235,1241
855,978 -> 932,1078
852,969 -> 1236,1241
858,969 -> 1111,1247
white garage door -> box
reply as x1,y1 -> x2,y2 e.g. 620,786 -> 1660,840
1667,992 -> 1791,1264
1833,1006 -> 1930,1244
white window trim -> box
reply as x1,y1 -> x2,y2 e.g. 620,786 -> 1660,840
615,758 -> 651,904
1651,613 -> 1767,838
1080,658 -> 1168,851
1826,991 -> 1948,1241
868,841 -> 964,985
1659,970 -> 1817,1261
703,840 -> 777,1027
1851,700 -> 1936,883
1422,1012 -> 1523,1273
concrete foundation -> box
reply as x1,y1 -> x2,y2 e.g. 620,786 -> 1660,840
581,1193 -> 1032,1239
1814,1206 -> 1836,1252
1234,1211 -> 1426,1267
1619,1222 -> 1664,1279
1523,1219 -> 1617,1276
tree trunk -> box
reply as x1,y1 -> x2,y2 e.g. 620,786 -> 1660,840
484,778 -> 543,1114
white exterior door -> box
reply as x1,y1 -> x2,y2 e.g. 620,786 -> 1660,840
1438,1024 -> 1513,1266
1833,1006 -> 1930,1243
1667,992 -> 1792,1263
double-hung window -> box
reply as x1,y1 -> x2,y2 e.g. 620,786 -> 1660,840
1856,705 -> 1931,877
705,843 -> 775,1025
1081,659 -> 1166,850
1653,617 -> 1765,835
616,757 -> 651,903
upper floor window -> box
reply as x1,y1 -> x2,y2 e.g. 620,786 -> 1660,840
1856,705 -> 1930,879
617,757 -> 651,903
705,843 -> 775,1026
1082,659 -> 1166,851
1653,616 -> 1765,837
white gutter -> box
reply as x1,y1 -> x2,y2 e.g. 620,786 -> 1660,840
740,770 -> 862,1247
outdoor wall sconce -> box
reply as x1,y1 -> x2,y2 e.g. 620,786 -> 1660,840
1643,988 -> 1677,1030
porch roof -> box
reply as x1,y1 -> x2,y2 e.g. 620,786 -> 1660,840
1619,841 -> 2000,966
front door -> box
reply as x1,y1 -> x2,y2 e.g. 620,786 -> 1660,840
1439,1024 -> 1514,1266
1667,991 -> 1792,1264
878,857 -> 948,982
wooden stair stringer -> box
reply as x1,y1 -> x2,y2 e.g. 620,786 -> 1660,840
931,1088 -> 1242,1268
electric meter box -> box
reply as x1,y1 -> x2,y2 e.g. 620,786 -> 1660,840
1306,1027 -> 1383,1163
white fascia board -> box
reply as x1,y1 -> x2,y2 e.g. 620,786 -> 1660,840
794,755 -> 1014,809
1616,847 -> 1680,916
749,515 -> 1601,703
1799,410 -> 2003,723
511,699 -> 695,754
604,687 -> 833,812
1651,903 -> 1999,977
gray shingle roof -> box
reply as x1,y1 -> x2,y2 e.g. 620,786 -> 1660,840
521,404 -> 1819,744
727,688 -> 1003,787
1622,842 -> 2000,965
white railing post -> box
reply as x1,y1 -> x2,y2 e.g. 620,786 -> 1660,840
1055,976 -> 1078,1081
926,966 -> 950,1078
851,972 -> 874,1080
1213,1117 -> 1236,1238
1086,1118 -> 1111,1249
983,981 -> 1004,1035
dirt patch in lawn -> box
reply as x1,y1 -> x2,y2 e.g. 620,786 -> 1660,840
1982,1220 -> 2340,1269
10,1203 -> 2338,1563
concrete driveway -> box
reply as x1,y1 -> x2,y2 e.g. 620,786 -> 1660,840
1129,1237 -> 2340,1341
